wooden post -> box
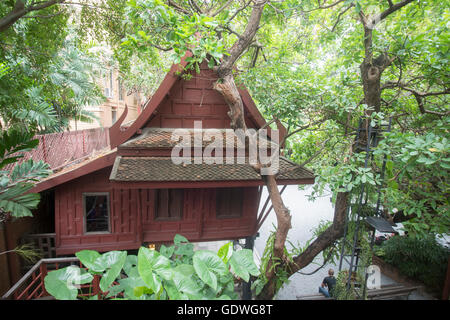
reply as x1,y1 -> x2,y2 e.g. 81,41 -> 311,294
242,235 -> 256,300
92,274 -> 100,299
40,262 -> 48,297
442,256 -> 450,300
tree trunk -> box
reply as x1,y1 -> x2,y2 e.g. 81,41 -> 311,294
257,191 -> 349,299
211,0 -> 355,300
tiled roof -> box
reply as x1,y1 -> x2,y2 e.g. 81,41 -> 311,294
109,156 -> 314,183
120,128 -> 277,149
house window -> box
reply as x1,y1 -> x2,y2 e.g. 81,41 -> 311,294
111,109 -> 117,124
216,188 -> 243,218
155,189 -> 184,220
104,69 -> 113,98
83,193 -> 110,233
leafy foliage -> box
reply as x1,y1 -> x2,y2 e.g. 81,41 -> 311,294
122,0 -> 228,73
44,235 -> 260,300
238,0 -> 449,240
0,128 -> 51,220
0,3 -> 105,132
380,235 -> 449,293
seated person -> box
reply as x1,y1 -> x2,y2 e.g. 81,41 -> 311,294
319,268 -> 336,298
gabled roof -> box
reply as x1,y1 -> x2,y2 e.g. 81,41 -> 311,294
119,127 -> 277,150
109,52 -> 286,149
30,53 -> 303,193
110,156 -> 314,184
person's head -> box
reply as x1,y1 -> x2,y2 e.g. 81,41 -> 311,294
328,269 -> 334,276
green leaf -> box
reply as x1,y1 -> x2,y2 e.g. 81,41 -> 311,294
192,250 -> 228,291
174,234 -> 189,245
138,247 -> 172,293
133,285 -> 154,297
174,264 -> 195,277
76,250 -> 101,271
217,242 -> 233,264
123,254 -> 138,277
114,276 -> 148,299
229,249 -> 260,282
174,243 -> 194,258
99,251 -> 127,292
44,266 -> 93,300
0,185 -> 40,218
160,244 -> 175,259
171,269 -> 202,299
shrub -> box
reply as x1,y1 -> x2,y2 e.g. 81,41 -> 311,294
44,234 -> 260,300
382,235 -> 448,293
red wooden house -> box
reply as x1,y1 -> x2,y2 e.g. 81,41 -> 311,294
25,56 -> 315,256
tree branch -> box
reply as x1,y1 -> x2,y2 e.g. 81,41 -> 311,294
21,10 -> 63,19
0,0 -> 65,33
166,0 -> 191,15
211,0 -> 234,16
289,192 -> 348,274
331,4 -> 354,32
382,81 -> 450,116
217,0 -> 268,77
370,0 -> 416,27
188,0 -> 203,14
281,118 -> 327,145
226,0 -> 252,23
302,0 -> 345,12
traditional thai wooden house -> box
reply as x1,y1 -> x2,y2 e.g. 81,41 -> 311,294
24,55 -> 315,256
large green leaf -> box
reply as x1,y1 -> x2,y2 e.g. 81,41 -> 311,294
229,249 -> 260,282
171,269 -> 202,299
10,159 -> 51,183
44,266 -> 93,300
0,128 -> 38,167
98,251 -> 127,292
0,184 -> 40,218
75,250 -> 101,271
123,254 -> 138,277
116,276 -> 149,299
174,234 -> 189,245
138,247 -> 172,293
164,279 -> 188,300
217,242 -> 233,263
192,250 -> 228,291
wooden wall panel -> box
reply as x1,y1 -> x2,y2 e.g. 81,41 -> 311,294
145,62 -> 258,129
55,168 -> 140,255
141,187 -> 258,243
55,167 -> 260,254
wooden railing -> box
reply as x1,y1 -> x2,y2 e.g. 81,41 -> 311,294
2,257 -> 120,300
1,257 -> 80,300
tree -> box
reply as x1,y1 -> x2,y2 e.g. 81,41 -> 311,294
2,0 -> 447,300
0,1 -> 118,132
120,0 -> 449,299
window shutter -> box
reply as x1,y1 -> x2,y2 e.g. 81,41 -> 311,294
155,189 -> 183,220
216,188 -> 243,218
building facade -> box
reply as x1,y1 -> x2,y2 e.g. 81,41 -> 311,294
69,68 -> 144,131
